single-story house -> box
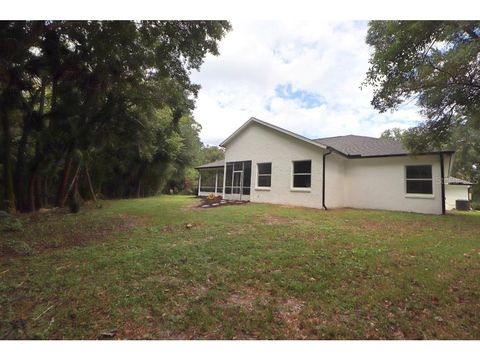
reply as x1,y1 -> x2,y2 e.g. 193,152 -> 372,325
445,176 -> 474,210
196,117 -> 473,214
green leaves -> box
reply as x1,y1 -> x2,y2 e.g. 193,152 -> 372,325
1,21 -> 231,210
365,21 -> 480,147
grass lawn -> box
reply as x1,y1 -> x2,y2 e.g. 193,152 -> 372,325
1,195 -> 479,339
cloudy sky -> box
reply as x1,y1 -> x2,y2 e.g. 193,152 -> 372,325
190,20 -> 424,146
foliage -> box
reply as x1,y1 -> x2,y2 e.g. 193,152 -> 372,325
0,21 -> 231,212
0,216 -> 23,232
380,128 -> 405,141
200,145 -> 225,164
1,239 -> 32,256
365,21 -> 480,149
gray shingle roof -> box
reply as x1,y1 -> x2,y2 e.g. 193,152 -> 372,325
195,160 -> 225,169
196,119 -> 456,170
446,176 -> 475,185
313,135 -> 410,157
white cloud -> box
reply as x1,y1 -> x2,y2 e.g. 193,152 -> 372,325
191,20 -> 423,145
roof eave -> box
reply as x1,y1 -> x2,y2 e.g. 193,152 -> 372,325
342,150 -> 455,159
195,165 -> 224,170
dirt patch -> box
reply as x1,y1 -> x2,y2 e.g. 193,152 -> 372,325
225,224 -> 254,236
353,220 -> 426,237
42,214 -> 138,250
1,212 -> 142,257
227,293 -> 256,311
143,274 -> 183,287
261,215 -> 313,226
276,298 -> 305,335
219,287 -> 268,311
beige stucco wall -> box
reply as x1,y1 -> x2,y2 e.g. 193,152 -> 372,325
223,122 -> 327,208
324,152 -> 346,208
343,155 -> 444,214
222,122 -> 449,214
445,184 -> 470,210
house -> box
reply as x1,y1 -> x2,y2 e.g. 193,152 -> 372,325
195,117 -> 471,215
445,176 -> 474,210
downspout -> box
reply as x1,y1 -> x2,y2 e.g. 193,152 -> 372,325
322,149 -> 332,210
197,172 -> 201,197
440,153 -> 446,215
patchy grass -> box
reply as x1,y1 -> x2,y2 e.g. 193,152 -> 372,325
0,196 -> 479,339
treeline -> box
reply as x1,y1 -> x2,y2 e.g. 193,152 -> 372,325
0,21 -> 230,212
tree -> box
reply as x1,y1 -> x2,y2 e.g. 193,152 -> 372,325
364,21 -> 480,150
199,145 -> 224,164
380,128 -> 405,141
0,21 -> 231,212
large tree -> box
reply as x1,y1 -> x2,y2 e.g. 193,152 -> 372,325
364,21 -> 480,151
0,21 -> 231,212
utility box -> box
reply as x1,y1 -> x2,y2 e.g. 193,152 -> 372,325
455,200 -> 470,211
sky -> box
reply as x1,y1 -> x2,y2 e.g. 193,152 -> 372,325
190,20 -> 424,146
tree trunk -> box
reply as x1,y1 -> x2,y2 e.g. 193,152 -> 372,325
136,179 -> 142,198
64,162 -> 81,203
28,171 -> 37,212
35,174 -> 43,210
57,155 -> 73,208
1,110 -> 16,212
85,163 -> 97,202
72,173 -> 80,200
14,115 -> 33,211
15,81 -> 46,212
43,175 -> 49,206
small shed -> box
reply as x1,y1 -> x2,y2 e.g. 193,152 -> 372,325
445,176 -> 474,210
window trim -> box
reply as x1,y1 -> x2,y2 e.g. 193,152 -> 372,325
255,162 -> 272,190
291,160 -> 312,191
404,164 -> 435,198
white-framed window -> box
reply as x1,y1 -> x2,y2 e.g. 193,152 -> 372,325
257,162 -> 272,188
292,160 -> 311,188
405,165 -> 433,195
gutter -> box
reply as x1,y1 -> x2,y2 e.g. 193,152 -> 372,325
440,153 -> 446,215
322,149 -> 332,210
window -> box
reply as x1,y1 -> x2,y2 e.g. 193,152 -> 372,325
292,160 -> 311,188
405,165 -> 433,195
257,162 -> 272,187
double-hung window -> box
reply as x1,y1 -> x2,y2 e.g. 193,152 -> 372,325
257,162 -> 272,188
405,165 -> 433,195
292,160 -> 311,188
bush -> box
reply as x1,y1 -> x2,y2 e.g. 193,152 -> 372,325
0,217 -> 23,233
1,239 -> 32,256
471,202 -> 480,211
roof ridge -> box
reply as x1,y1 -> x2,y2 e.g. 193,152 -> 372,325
314,134 -> 387,141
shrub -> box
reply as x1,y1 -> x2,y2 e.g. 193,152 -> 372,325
1,239 -> 33,256
4,239 -> 33,255
471,202 -> 480,211
0,217 -> 23,233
